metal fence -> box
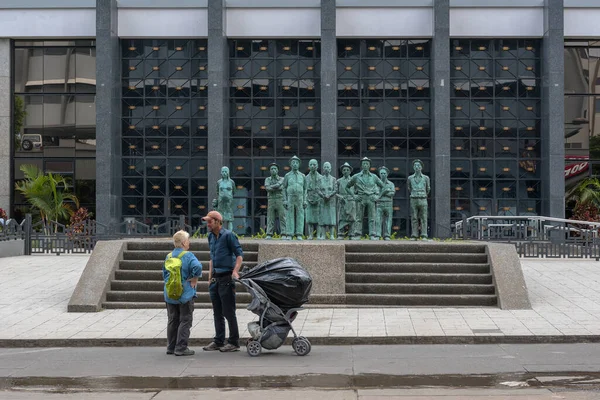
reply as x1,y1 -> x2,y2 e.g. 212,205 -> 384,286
453,216 -> 600,259
0,214 -> 207,255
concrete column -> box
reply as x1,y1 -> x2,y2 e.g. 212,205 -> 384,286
320,0 -> 337,171
432,0 -> 451,238
542,0 -> 565,218
95,0 -> 121,226
0,39 -> 10,217
207,0 -> 228,207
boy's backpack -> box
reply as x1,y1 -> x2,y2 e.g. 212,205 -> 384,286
165,251 -> 187,300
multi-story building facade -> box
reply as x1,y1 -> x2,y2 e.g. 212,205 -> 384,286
0,0 -> 593,237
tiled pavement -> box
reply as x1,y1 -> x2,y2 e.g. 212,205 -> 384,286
0,255 -> 599,341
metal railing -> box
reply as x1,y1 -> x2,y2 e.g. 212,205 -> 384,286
1,214 -> 207,256
453,215 -> 600,259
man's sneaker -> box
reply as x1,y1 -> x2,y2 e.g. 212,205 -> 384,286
174,348 -> 195,356
202,341 -> 223,351
166,349 -> 175,355
219,343 -> 240,352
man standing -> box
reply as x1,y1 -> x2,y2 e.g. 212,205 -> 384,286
377,166 -> 395,241
202,210 -> 243,352
163,230 -> 202,356
347,157 -> 384,240
407,159 -> 431,239
264,162 -> 286,239
305,159 -> 321,240
318,161 -> 337,240
282,155 -> 307,240
336,162 -> 356,239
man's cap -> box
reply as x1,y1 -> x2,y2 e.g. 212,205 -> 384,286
268,162 -> 279,169
340,162 -> 353,173
289,155 -> 301,163
202,210 -> 222,222
360,157 -> 372,165
379,166 -> 390,175
412,159 -> 423,168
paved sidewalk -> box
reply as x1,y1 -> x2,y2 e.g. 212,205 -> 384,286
0,255 -> 599,342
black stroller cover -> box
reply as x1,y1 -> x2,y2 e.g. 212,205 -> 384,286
239,257 -> 312,309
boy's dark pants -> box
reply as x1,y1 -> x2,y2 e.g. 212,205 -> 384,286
166,299 -> 194,352
209,274 -> 239,346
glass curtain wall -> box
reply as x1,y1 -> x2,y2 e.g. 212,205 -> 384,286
450,39 -> 542,222
121,40 -> 209,227
229,39 -> 321,235
12,40 -> 97,221
564,41 -> 600,212
337,39 -> 431,237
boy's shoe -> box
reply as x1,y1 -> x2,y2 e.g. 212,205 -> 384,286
219,343 -> 240,352
202,341 -> 223,351
174,348 -> 195,356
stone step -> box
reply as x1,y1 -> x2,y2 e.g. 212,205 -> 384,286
346,272 -> 493,284
102,302 -> 249,309
126,241 -> 260,252
345,283 -> 495,295
110,280 -> 248,292
345,243 -> 487,253
345,294 -> 497,306
118,260 -> 258,270
105,291 -> 252,303
345,253 -> 488,263
345,262 -> 491,274
122,250 -> 258,261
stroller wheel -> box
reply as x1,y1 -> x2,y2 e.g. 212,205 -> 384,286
292,337 -> 311,356
246,340 -> 262,357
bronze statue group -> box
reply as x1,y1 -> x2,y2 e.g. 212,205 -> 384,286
213,156 -> 431,241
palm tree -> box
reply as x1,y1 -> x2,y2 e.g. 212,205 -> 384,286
566,177 -> 600,208
14,164 -> 79,231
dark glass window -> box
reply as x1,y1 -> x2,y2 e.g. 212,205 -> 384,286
121,39 -> 208,227
12,41 -> 97,220
229,39 -> 321,235
450,39 -> 542,221
337,39 -> 431,237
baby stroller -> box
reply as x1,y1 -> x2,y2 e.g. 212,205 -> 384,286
236,257 -> 313,357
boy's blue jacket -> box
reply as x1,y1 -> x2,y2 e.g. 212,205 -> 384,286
163,248 -> 202,304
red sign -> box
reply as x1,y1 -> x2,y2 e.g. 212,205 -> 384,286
565,156 -> 589,179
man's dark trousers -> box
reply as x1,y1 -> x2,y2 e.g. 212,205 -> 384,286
166,299 -> 194,352
209,274 -> 239,346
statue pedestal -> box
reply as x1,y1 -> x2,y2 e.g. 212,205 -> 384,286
257,241 -> 346,302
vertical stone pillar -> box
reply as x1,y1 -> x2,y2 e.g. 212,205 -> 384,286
432,0 -> 451,238
0,39 -> 10,216
96,0 -> 121,226
320,0 -> 337,171
208,0 -> 228,208
542,0 -> 565,218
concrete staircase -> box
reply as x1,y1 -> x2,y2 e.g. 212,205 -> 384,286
103,241 -> 258,309
344,242 -> 497,306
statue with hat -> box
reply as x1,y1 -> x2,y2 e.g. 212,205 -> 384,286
317,161 -> 337,240
407,159 -> 431,239
212,166 -> 235,231
347,157 -> 385,240
376,166 -> 396,241
264,162 -> 286,239
336,162 -> 357,239
305,159 -> 322,240
282,155 -> 307,240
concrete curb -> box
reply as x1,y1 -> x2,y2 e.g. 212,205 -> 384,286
1,335 -> 600,348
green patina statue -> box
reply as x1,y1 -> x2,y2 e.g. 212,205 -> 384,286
376,166 -> 395,241
282,155 -> 307,240
318,161 -> 337,240
347,157 -> 384,240
407,159 -> 431,239
305,159 -> 322,240
212,166 -> 235,231
336,162 -> 356,239
264,162 -> 286,239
